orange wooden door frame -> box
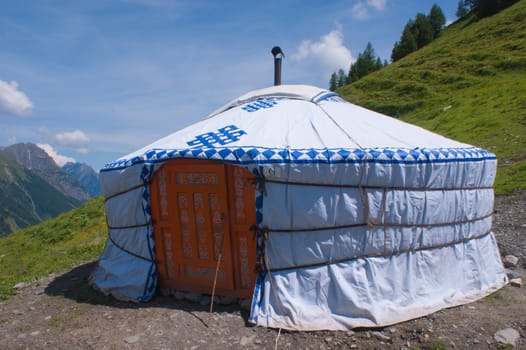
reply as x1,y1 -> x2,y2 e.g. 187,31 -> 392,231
150,159 -> 257,298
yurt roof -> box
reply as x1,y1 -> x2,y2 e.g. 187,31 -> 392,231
102,84 -> 492,171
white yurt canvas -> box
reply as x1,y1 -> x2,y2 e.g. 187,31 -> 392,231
90,84 -> 507,330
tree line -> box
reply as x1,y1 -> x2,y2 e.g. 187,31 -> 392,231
457,0 -> 519,18
329,0 -> 518,91
329,4 -> 445,91
329,42 -> 387,91
391,4 -> 445,62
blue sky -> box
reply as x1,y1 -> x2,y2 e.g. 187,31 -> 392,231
0,0 -> 459,170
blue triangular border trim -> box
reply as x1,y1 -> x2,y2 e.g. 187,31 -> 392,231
101,146 -> 496,172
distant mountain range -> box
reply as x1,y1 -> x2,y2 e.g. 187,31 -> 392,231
62,162 -> 101,198
0,143 -> 100,237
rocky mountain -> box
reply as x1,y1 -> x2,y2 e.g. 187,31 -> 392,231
62,162 -> 101,197
0,151 -> 81,237
2,143 -> 91,202
0,143 -> 101,236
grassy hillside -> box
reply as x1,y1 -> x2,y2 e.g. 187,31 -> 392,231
0,197 -> 106,300
338,1 -> 526,194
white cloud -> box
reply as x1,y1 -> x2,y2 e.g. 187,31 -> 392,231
55,129 -> 90,154
0,80 -> 33,117
367,0 -> 387,11
351,2 -> 369,19
351,0 -> 387,19
37,143 -> 76,166
292,28 -> 353,78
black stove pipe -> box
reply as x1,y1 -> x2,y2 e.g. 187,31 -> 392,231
271,46 -> 284,86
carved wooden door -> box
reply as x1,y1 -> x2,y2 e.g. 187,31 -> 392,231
150,160 -> 256,298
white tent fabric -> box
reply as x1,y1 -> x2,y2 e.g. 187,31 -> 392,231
90,84 -> 507,329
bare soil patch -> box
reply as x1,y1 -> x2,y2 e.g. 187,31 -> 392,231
1,193 -> 524,349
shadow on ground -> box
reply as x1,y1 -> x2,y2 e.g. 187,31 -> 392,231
44,261 -> 252,326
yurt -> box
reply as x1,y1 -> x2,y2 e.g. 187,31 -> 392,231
90,83 -> 507,330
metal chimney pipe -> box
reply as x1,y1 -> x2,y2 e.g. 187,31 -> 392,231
271,46 -> 284,86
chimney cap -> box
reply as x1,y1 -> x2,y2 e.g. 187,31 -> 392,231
271,46 -> 284,58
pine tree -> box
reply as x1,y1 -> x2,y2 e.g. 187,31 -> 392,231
329,72 -> 338,91
429,4 -> 446,38
476,0 -> 519,17
411,13 -> 434,48
390,4 -> 450,62
391,24 -> 417,62
375,57 -> 383,70
348,42 -> 385,83
456,0 -> 469,18
337,69 -> 347,88
464,0 -> 478,10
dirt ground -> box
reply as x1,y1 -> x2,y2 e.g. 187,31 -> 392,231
1,193 -> 524,350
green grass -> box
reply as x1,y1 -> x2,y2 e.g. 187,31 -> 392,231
428,339 -> 447,350
0,197 -> 106,301
483,289 -> 510,306
338,1 -> 526,194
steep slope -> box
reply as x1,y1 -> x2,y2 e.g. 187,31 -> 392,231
338,1 -> 526,193
0,151 -> 82,237
0,196 -> 106,299
62,162 -> 101,197
3,143 -> 91,202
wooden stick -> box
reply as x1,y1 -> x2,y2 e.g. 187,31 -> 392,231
207,253 -> 222,327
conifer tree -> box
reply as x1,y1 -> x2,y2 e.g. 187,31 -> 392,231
429,4 -> 446,38
337,69 -> 347,88
348,42 -> 384,83
390,6 -> 442,62
391,25 -> 417,62
412,13 -> 434,48
456,0 -> 469,18
476,0 -> 519,17
464,0 -> 478,10
329,72 -> 338,91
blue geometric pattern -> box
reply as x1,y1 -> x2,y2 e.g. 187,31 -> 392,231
102,146 -> 497,172
139,163 -> 157,300
310,91 -> 341,103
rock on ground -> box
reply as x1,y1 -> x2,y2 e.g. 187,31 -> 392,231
494,328 -> 520,348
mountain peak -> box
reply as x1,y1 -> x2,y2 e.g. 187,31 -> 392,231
4,143 -> 59,170
62,162 -> 101,197
3,143 -> 91,202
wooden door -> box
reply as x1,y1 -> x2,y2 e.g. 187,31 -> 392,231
150,160 -> 257,298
